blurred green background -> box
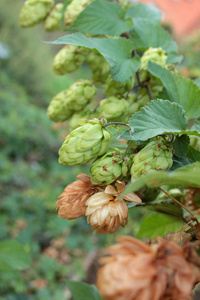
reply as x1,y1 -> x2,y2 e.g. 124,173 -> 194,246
0,1 -> 200,299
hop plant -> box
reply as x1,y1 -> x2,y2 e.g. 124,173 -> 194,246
140,47 -> 168,81
58,118 -> 112,166
44,3 -> 63,31
131,139 -> 173,179
87,52 -> 110,84
53,45 -> 88,75
19,0 -> 54,27
64,80 -> 97,111
104,75 -> 135,96
86,182 -> 142,234
47,90 -> 72,122
90,149 -> 132,185
99,97 -> 129,121
64,0 -> 94,26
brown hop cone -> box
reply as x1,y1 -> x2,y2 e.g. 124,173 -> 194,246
56,173 -> 101,220
97,236 -> 200,300
86,181 -> 142,234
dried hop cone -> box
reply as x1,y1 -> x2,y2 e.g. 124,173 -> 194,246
99,97 -> 129,121
86,182 -> 142,234
19,0 -> 54,27
87,52 -> 110,84
56,173 -> 100,220
131,139 -> 173,179
44,3 -> 63,31
97,236 -> 200,300
58,118 -> 112,166
53,45 -> 88,75
64,80 -> 97,111
64,0 -> 94,26
90,149 -> 132,185
104,75 -> 135,96
47,90 -> 73,122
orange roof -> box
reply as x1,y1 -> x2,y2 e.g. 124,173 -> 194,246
140,0 -> 200,37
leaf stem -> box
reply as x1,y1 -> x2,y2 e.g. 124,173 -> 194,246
159,187 -> 198,223
146,84 -> 154,100
104,122 -> 130,128
122,141 -> 132,158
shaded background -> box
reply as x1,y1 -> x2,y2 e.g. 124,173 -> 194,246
0,0 -> 200,299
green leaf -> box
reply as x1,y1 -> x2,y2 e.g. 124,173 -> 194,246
69,0 -> 132,36
147,202 -> 183,218
194,78 -> 200,89
148,61 -> 200,119
170,156 -> 192,171
130,21 -> 178,57
67,280 -> 102,300
0,239 -> 31,271
187,146 -> 200,162
128,99 -> 188,141
49,33 -> 140,82
122,162 -> 200,195
173,135 -> 190,158
126,4 -> 161,24
136,213 -> 184,239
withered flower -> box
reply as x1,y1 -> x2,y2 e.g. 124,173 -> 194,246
56,173 -> 101,220
86,181 -> 142,234
97,236 -> 200,300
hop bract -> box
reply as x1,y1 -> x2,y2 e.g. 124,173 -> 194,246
53,45 -> 88,75
58,118 -> 112,166
44,3 -> 63,31
64,79 -> 97,111
87,52 -> 110,84
100,97 -> 128,121
131,139 -> 173,179
47,90 -> 72,122
64,0 -> 94,26
90,149 -> 131,185
104,75 -> 135,96
19,0 -> 54,27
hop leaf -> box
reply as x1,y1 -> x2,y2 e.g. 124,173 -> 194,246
19,0 -> 54,27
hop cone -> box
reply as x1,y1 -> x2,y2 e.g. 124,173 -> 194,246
140,47 -> 167,81
131,139 -> 173,179
64,80 -> 97,111
47,90 -> 72,122
90,149 -> 132,185
19,0 -> 54,27
87,52 -> 110,84
59,118 -> 112,166
104,75 -> 135,96
44,3 -> 63,31
53,45 -> 88,75
64,0 -> 94,26
99,97 -> 128,121
69,105 -> 97,131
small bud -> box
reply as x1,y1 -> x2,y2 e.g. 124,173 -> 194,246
99,97 -> 128,121
19,0 -> 54,27
87,52 -> 110,85
53,45 -> 88,75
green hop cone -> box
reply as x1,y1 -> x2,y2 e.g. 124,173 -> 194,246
104,75 -> 135,96
140,47 -> 168,81
19,0 -> 54,27
64,0 -> 94,26
59,118 -> 112,166
87,52 -> 110,85
99,97 -> 128,121
90,149 -> 132,185
69,105 -> 97,131
53,45 -> 88,75
65,80 -> 97,111
131,139 -> 173,179
44,3 -> 63,31
47,90 -> 72,122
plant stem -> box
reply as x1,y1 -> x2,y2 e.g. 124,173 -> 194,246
104,122 -> 130,127
159,187 -> 198,222
146,84 -> 154,100
122,141 -> 132,158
